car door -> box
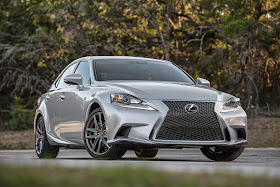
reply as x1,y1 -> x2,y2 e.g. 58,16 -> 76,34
44,86 -> 61,139
59,60 -> 91,144
47,62 -> 78,141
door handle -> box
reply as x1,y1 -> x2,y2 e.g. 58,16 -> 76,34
60,94 -> 65,100
46,95 -> 50,101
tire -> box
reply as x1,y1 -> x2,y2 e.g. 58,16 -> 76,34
200,146 -> 245,161
35,116 -> 59,158
84,107 -> 126,159
135,149 -> 158,158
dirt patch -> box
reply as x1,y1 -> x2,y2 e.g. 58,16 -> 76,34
0,118 -> 279,149
0,129 -> 34,149
247,118 -> 280,147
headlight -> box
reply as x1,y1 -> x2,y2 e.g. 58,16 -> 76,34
224,97 -> 240,108
111,94 -> 142,105
221,97 -> 241,113
110,94 -> 156,111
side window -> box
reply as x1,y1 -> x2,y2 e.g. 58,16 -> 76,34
74,61 -> 91,85
54,77 -> 61,88
56,63 -> 77,89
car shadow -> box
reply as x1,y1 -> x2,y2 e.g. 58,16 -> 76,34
55,157 -> 213,162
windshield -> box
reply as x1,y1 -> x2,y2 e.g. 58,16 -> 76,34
95,59 -> 195,83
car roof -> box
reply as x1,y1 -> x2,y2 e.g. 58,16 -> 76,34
75,56 -> 171,64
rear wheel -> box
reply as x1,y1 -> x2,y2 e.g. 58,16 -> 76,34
35,116 -> 59,158
84,108 -> 126,159
135,149 -> 158,158
201,146 -> 245,161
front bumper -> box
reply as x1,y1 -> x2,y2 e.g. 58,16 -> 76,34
102,99 -> 247,149
110,138 -> 248,149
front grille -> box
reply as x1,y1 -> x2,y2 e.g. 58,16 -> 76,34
155,101 -> 224,141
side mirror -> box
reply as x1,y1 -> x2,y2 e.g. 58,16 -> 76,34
64,73 -> 83,86
197,78 -> 210,87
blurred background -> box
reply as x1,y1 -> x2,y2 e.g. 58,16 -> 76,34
0,0 -> 279,149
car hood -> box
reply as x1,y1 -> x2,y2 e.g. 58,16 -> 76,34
100,81 -> 232,101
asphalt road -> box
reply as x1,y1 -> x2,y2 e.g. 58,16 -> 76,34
0,148 -> 279,178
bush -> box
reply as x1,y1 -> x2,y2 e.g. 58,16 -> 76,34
8,96 -> 33,130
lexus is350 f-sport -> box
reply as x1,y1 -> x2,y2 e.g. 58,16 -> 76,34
34,56 -> 247,161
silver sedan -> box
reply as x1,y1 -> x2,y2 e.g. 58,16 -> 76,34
34,56 -> 247,161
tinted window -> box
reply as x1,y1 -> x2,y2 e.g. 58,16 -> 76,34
75,61 -> 91,85
95,59 -> 194,83
56,62 -> 77,89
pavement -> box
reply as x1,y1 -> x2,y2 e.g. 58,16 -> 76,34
0,148 -> 279,178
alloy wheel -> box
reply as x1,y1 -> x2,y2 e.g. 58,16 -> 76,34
35,118 -> 44,154
85,112 -> 111,155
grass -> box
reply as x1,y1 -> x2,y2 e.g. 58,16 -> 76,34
0,164 -> 279,187
0,117 -> 280,149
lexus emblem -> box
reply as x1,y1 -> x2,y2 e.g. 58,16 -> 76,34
185,104 -> 198,113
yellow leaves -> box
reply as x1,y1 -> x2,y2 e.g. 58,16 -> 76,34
37,51 -> 67,68
39,2 -> 44,7
32,18 -> 38,24
192,72 -> 200,80
126,51 -> 134,56
211,39 -> 231,50
246,15 -> 253,21
117,50 -> 123,56
258,14 -> 266,21
37,60 -> 46,68
44,52 -> 50,59
207,18 -> 215,24
38,1 -> 51,7
47,0 -> 52,6
212,84 -> 217,89
218,70 -> 224,76
51,48 -> 68,60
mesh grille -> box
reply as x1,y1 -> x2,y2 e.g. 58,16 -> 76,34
155,101 -> 224,141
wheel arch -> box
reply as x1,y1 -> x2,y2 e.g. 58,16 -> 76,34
89,102 -> 101,114
85,100 -> 105,122
34,111 -> 43,132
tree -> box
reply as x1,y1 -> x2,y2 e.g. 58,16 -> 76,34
0,0 -> 279,121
